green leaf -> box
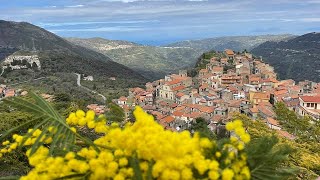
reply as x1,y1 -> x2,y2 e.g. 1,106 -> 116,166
2,92 -> 98,156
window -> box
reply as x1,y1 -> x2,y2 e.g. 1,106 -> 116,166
311,103 -> 314,107
307,103 -> 310,107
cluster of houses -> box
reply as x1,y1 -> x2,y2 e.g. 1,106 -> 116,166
0,84 -> 57,103
0,84 -> 18,99
112,49 -> 320,139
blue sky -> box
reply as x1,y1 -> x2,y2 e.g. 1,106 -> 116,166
1,0 -> 320,45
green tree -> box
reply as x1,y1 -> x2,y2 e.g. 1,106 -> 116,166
189,117 -> 216,140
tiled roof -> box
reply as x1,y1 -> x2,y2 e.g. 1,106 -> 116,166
253,92 -> 270,100
267,117 -> 279,126
274,90 -> 288,96
172,111 -> 184,117
119,96 -> 127,101
164,79 -> 181,85
199,106 -> 215,113
172,85 -> 186,91
249,107 -> 259,113
225,49 -> 234,56
176,92 -> 185,97
161,116 -> 175,123
277,130 -> 295,140
300,95 -> 320,103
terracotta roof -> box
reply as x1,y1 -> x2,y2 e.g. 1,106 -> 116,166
176,92 -> 185,98
267,117 -> 279,126
253,92 -> 270,100
250,77 -> 260,82
174,106 -> 186,111
119,96 -> 127,101
277,130 -> 295,140
220,58 -> 228,62
190,112 -> 202,118
172,111 -> 184,117
261,78 -> 278,83
274,90 -> 288,96
257,102 -> 273,107
159,101 -> 168,106
300,96 -> 320,103
165,79 -> 181,86
258,106 -> 275,117
225,49 -> 234,56
170,103 -> 178,108
212,115 -> 223,122
199,106 -> 215,113
250,107 -> 259,113
162,116 -> 175,123
200,83 -> 209,89
290,85 -> 301,91
212,67 -> 223,72
228,100 -> 242,107
172,85 -> 186,91
199,69 -> 208,73
151,111 -> 164,119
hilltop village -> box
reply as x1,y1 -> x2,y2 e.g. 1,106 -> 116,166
1,49 -> 320,139
111,49 -> 320,138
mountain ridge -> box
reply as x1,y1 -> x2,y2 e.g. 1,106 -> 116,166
0,20 -> 146,82
165,34 -> 296,52
251,32 -> 320,82
66,37 -> 202,80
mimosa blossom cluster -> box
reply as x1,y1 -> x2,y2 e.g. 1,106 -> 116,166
0,106 -> 251,180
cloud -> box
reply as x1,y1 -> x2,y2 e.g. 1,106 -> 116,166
300,18 -> 320,22
50,26 -> 144,32
65,4 -> 84,8
1,0 -> 320,45
38,20 -> 158,27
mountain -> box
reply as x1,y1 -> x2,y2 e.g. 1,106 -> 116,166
0,20 -> 146,82
251,32 -> 320,82
165,34 -> 295,52
67,38 -> 202,80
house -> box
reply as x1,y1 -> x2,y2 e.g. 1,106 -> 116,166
199,69 -> 208,77
221,75 -> 241,85
211,66 -> 224,75
225,49 -> 235,60
277,130 -> 296,140
160,116 -> 175,127
228,100 -> 242,114
199,106 -> 215,117
87,104 -> 106,115
83,76 -> 94,81
117,96 -> 128,105
214,107 -> 228,116
257,104 -> 276,119
248,107 -> 259,119
4,89 -> 16,98
250,92 -> 270,107
266,117 -> 281,130
298,95 -> 320,120
220,58 -> 228,65
175,92 -> 190,104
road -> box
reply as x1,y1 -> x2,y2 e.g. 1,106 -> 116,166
74,73 -> 107,103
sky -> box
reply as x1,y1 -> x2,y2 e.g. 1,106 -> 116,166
0,0 -> 320,45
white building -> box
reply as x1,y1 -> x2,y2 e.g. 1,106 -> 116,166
298,96 -> 320,120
